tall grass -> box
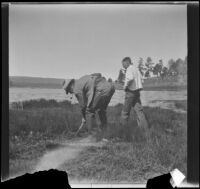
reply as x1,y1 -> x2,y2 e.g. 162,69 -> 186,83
9,99 -> 84,137
21,99 -> 73,109
9,99 -> 83,177
9,99 -> 187,181
59,106 -> 187,183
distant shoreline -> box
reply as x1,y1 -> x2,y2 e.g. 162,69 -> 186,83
9,85 -> 187,91
9,75 -> 187,91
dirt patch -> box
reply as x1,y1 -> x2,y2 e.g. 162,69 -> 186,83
34,135 -> 106,172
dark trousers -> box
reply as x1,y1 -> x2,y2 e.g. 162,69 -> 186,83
87,84 -> 115,132
121,89 -> 148,129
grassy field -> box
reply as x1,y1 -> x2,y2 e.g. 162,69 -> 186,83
59,105 -> 187,183
9,100 -> 83,177
9,99 -> 187,182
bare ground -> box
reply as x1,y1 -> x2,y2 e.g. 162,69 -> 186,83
34,135 -> 107,172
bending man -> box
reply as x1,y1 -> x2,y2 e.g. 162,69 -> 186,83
62,73 -> 115,140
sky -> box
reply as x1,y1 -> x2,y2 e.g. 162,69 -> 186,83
9,4 -> 187,80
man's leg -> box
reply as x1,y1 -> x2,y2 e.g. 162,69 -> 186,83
120,91 -> 135,140
134,99 -> 149,141
97,108 -> 107,129
133,95 -> 148,129
121,91 -> 134,126
86,111 -> 96,134
98,108 -> 110,140
87,90 -> 105,136
97,87 -> 115,139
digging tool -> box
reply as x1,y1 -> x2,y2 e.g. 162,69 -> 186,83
74,121 -> 86,137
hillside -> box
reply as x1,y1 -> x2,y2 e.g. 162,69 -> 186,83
9,76 -> 65,89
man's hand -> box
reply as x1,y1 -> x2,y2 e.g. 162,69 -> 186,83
81,118 -> 86,124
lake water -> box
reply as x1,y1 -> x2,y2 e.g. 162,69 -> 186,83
9,87 -> 187,112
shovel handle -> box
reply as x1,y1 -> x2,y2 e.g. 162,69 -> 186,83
74,122 -> 85,136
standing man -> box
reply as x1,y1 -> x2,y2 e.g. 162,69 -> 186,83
120,57 -> 148,135
62,73 -> 115,140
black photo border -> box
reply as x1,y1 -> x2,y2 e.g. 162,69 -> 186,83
1,1 -> 199,186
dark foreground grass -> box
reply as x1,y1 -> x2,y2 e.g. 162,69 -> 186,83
9,99 -> 187,182
10,133 -> 49,177
9,100 -> 86,177
60,106 -> 187,183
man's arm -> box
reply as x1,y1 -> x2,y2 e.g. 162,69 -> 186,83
87,89 -> 95,108
139,70 -> 144,83
75,93 -> 87,120
86,76 -> 97,108
124,67 -> 133,90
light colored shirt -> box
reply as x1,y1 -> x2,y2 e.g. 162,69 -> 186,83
124,64 -> 143,91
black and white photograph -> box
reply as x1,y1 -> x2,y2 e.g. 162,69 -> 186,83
8,3 -> 189,186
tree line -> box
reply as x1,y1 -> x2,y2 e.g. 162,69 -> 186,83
117,56 -> 187,83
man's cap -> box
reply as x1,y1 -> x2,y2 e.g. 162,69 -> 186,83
62,79 -> 73,91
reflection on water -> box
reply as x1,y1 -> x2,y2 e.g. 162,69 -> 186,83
9,88 -> 187,112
